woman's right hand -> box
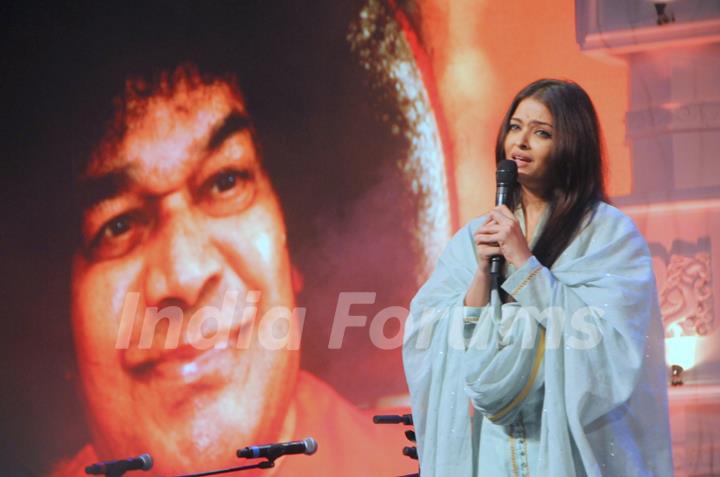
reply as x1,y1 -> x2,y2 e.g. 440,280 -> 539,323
473,217 -> 502,273
464,218 -> 500,307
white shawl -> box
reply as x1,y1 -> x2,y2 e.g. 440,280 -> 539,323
403,203 -> 673,476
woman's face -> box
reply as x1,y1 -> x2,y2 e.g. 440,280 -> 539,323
503,97 -> 554,190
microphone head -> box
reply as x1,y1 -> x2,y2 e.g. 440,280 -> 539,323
303,437 -> 318,455
496,159 -> 518,184
138,453 -> 153,471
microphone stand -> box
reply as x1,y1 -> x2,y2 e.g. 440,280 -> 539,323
172,459 -> 275,477
88,466 -> 152,477
373,414 -> 420,477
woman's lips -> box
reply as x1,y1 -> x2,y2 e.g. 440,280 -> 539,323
511,153 -> 532,167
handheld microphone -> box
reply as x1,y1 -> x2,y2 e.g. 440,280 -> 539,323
237,437 -> 318,460
489,159 -> 518,276
85,453 -> 153,476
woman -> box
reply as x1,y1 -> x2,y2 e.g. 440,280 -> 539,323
403,79 -> 673,476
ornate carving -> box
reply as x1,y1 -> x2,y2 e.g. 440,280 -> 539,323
652,239 -> 714,337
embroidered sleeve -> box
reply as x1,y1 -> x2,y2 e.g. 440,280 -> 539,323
501,256 -> 555,314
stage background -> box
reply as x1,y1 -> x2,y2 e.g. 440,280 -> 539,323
1,0 -> 719,475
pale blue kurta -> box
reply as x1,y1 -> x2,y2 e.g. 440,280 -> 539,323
403,202 -> 673,476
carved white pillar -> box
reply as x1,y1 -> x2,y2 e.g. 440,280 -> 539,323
576,1 -> 720,201
576,3 -> 720,475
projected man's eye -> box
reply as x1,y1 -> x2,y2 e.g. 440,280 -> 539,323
90,211 -> 146,260
214,170 -> 239,192
83,211 -> 147,260
203,168 -> 256,215
212,169 -> 252,194
106,215 -> 132,237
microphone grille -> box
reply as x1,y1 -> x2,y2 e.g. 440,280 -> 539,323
497,159 -> 518,182
303,437 -> 318,455
138,453 -> 153,470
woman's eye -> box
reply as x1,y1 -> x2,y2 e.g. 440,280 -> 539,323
509,123 -> 521,131
536,129 -> 552,139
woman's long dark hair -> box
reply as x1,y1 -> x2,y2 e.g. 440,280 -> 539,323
495,79 -> 609,268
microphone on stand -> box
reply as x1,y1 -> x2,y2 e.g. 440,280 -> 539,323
169,438 -> 318,477
489,159 -> 518,278
372,414 -> 413,425
237,437 -> 317,461
85,453 -> 153,476
403,446 -> 418,460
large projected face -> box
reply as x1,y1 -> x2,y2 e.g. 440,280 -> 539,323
71,70 -> 300,473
